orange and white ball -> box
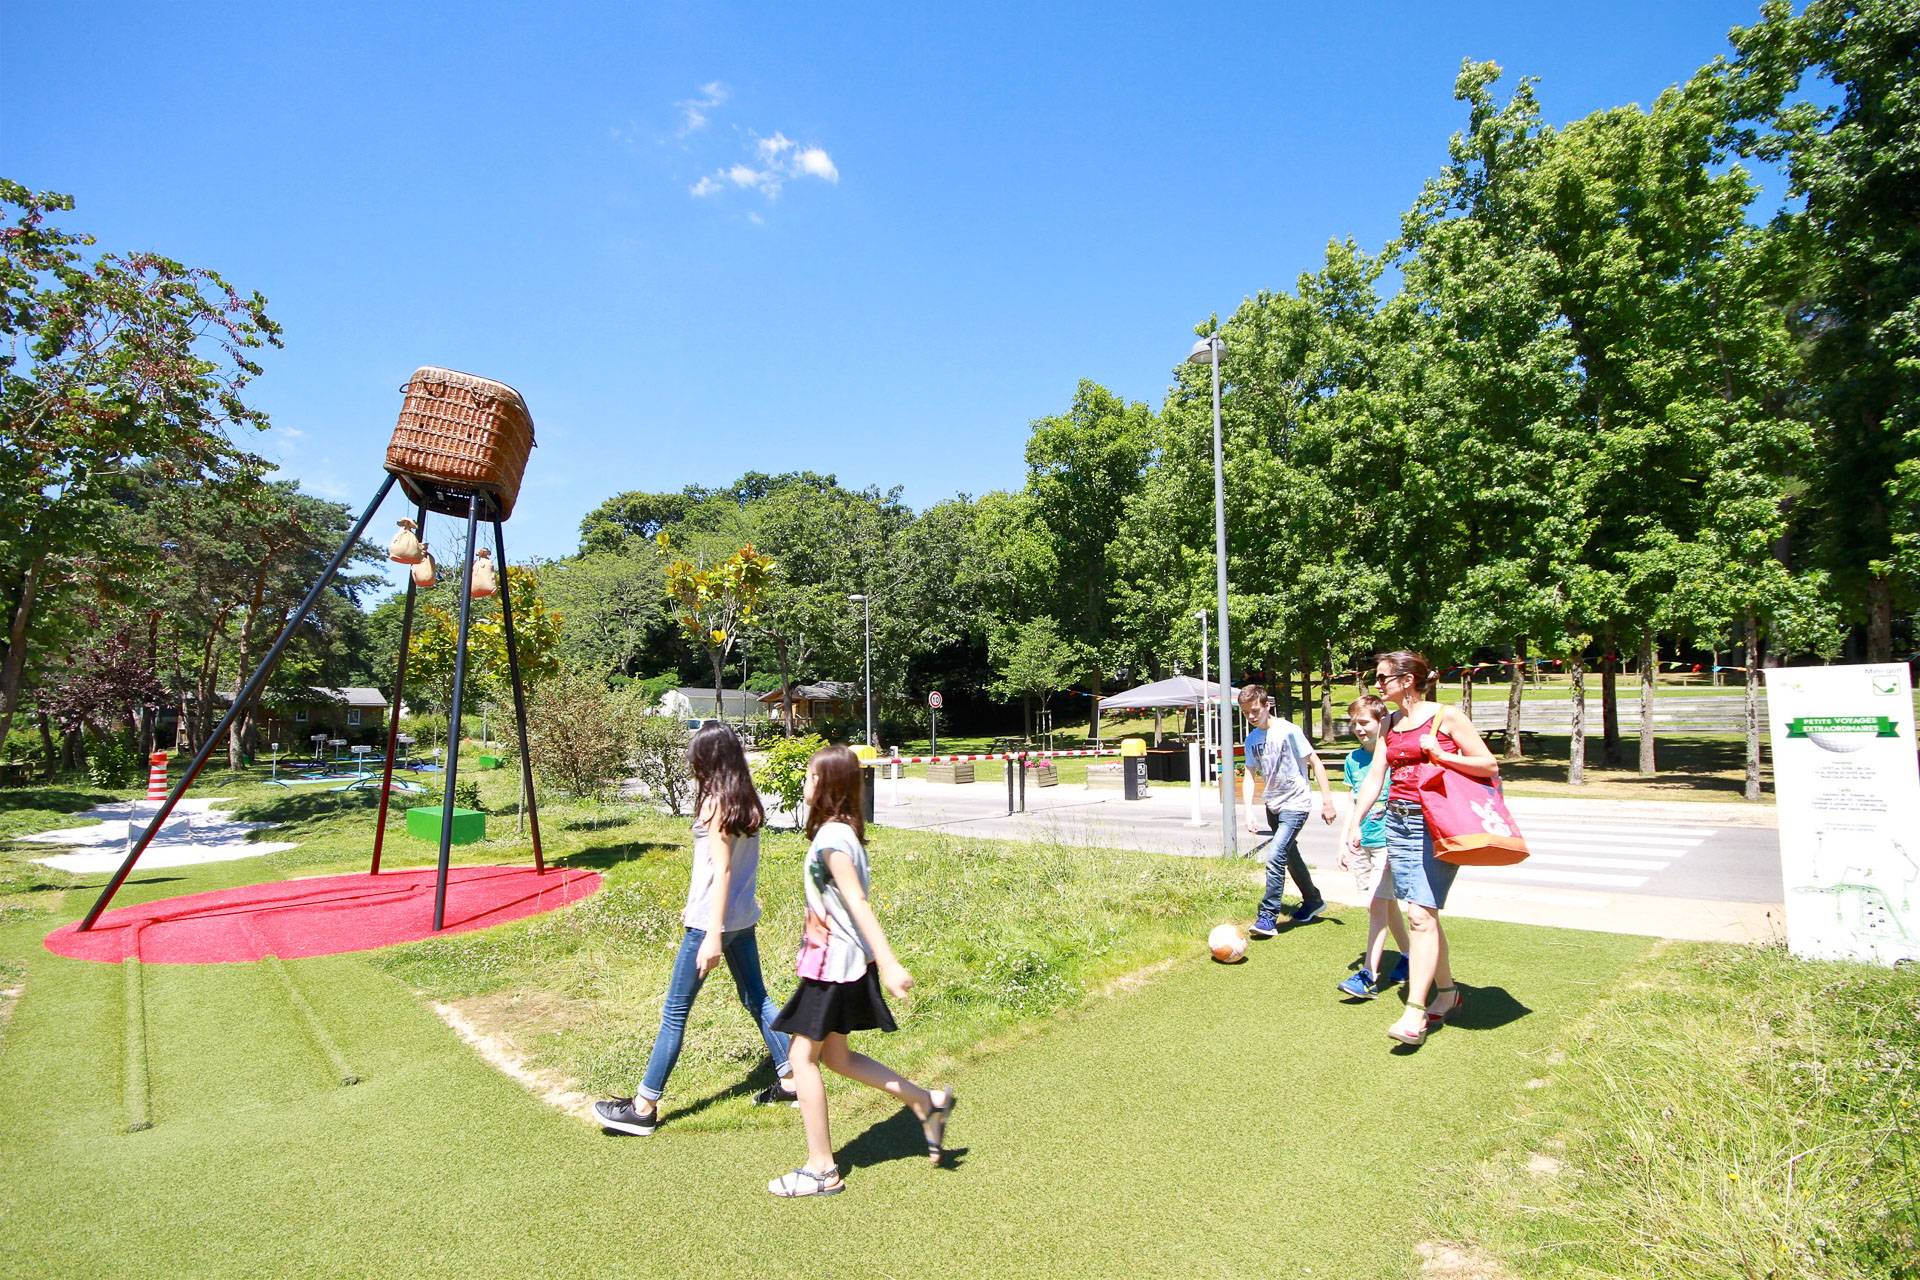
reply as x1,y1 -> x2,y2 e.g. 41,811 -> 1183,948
1208,923 -> 1247,964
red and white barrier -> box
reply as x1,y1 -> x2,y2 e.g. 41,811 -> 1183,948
146,752 -> 169,801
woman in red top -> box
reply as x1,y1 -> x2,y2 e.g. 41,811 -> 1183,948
1342,650 -> 1499,1046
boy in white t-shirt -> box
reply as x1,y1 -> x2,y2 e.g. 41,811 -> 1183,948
1239,684 -> 1338,937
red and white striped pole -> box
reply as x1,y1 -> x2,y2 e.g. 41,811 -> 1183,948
146,752 -> 169,801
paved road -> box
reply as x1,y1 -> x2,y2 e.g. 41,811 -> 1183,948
867,772 -> 1783,944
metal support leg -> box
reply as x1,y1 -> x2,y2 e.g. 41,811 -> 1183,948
79,474 -> 398,931
370,499 -> 428,874
433,495 -> 481,931
491,518 -> 544,873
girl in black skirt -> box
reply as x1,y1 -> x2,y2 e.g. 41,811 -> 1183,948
766,746 -> 955,1197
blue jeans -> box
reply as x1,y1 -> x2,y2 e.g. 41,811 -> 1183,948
1257,808 -> 1320,919
638,926 -> 791,1101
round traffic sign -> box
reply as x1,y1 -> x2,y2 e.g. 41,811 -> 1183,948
928,691 -> 944,709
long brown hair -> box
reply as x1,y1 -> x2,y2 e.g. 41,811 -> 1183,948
804,745 -> 865,843
690,724 -> 764,837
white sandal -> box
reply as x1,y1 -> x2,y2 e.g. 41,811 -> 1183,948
768,1165 -> 844,1197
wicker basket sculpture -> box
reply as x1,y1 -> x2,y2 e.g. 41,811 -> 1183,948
383,367 -> 536,520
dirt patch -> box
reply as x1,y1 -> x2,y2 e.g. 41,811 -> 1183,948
1525,1152 -> 1564,1179
430,990 -> 600,1125
0,981 -> 21,1045
1416,1241 -> 1518,1279
1094,956 -> 1177,998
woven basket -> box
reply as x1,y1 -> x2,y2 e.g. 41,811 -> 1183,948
384,367 -> 536,520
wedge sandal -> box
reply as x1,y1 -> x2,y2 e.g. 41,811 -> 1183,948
768,1165 -> 844,1198
921,1089 -> 957,1163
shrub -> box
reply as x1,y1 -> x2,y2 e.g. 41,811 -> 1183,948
753,732 -> 825,822
84,735 -> 140,788
525,670 -> 638,803
453,778 -> 483,812
631,716 -> 693,815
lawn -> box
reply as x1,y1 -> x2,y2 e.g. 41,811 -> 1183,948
0,766 -> 1901,1277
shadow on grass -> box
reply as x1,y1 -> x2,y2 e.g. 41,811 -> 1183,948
1495,734 -> 1769,797
839,1106 -> 970,1174
233,790 -> 386,826
0,787 -> 119,816
1443,983 -> 1532,1032
555,842 -> 677,872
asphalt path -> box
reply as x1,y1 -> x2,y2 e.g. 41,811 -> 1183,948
865,772 -> 1783,944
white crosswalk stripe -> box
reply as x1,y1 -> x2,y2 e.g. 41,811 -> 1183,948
1475,817 -> 1710,891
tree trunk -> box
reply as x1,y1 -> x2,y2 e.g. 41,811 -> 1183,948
1637,631 -> 1656,776
1744,609 -> 1763,801
1319,643 -> 1335,738
1601,643 -> 1621,767
1278,658 -> 1295,723
1023,694 -> 1032,740
229,562 -> 272,769
37,713 -> 56,777
776,639 -> 794,737
710,649 -> 726,724
1567,654 -> 1587,785
1299,647 -> 1315,739
1461,665 -> 1474,723
1867,574 -> 1893,662
0,549 -> 47,751
1504,638 -> 1526,761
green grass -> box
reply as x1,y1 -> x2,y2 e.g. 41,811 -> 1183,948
1440,942 -> 1920,1279
1,770 -> 1894,1277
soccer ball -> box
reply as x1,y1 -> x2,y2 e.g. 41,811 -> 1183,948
1208,923 -> 1247,964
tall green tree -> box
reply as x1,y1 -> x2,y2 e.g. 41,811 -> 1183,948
0,180 -> 281,749
1025,381 -> 1156,731
1730,0 -> 1920,660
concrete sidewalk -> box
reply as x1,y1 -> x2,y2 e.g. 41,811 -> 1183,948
868,772 -> 1783,946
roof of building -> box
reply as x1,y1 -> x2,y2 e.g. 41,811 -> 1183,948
758,681 -> 858,703
216,686 -> 390,709
669,688 -> 767,716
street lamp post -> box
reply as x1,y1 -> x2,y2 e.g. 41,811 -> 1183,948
1194,608 -> 1210,776
1188,334 -> 1235,853
848,593 -> 873,746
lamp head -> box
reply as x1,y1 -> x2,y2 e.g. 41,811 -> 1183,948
1186,336 -> 1224,366
848,593 -> 866,604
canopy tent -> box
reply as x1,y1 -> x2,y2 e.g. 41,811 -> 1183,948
1095,675 -> 1238,710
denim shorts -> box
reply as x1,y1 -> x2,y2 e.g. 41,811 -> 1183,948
1384,802 -> 1458,910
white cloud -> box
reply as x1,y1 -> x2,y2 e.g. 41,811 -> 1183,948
676,81 -> 729,135
795,147 -> 838,183
728,164 -> 765,188
757,131 -> 796,160
746,211 -> 765,225
689,176 -> 721,197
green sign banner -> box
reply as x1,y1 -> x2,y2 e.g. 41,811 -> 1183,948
1785,716 -> 1900,739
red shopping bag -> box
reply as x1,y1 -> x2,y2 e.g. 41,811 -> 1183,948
1416,766 -> 1529,865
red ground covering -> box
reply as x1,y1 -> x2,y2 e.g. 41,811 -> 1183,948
43,866 -> 603,965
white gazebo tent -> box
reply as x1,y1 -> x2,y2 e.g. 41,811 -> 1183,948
1097,674 -> 1239,785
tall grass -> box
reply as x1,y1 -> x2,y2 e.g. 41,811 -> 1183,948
1443,943 -> 1920,1278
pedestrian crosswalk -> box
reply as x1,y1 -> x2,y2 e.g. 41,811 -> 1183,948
1473,818 -> 1707,891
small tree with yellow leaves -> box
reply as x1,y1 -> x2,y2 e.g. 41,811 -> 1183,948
658,534 -> 773,719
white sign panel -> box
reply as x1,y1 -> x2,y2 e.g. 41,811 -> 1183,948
1764,663 -> 1920,965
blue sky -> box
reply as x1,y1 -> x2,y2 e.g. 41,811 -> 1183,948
4,0 -> 1779,590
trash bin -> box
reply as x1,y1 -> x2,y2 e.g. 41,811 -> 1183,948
1121,739 -> 1149,800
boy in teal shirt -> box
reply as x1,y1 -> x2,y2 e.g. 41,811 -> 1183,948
1337,694 -> 1410,998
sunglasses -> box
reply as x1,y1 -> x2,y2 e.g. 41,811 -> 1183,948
1371,672 -> 1403,687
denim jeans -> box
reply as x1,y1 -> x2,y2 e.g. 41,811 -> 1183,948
1256,807 -> 1320,919
638,925 -> 791,1101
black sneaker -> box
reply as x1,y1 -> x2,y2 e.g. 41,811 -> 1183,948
594,1096 -> 659,1136
752,1080 -> 800,1108
1291,899 -> 1328,924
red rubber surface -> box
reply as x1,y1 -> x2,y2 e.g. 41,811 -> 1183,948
44,866 -> 602,965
